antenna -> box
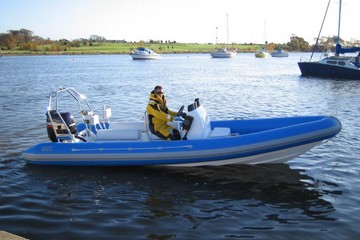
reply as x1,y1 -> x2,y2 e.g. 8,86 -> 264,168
215,27 -> 218,44
338,0 -> 342,40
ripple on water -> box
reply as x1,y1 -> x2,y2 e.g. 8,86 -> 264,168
1,54 -> 360,239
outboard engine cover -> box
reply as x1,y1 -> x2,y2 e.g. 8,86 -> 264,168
46,111 -> 76,142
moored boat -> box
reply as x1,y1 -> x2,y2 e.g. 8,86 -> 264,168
131,47 -> 161,60
210,48 -> 237,58
255,48 -> 270,58
22,87 -> 341,166
210,14 -> 236,58
270,48 -> 289,57
298,53 -> 360,80
298,0 -> 360,80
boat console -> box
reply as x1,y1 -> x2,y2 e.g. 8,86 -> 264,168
184,99 -> 211,139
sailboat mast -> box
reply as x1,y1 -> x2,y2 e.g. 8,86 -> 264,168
264,21 -> 266,43
227,13 -> 229,45
310,0 -> 331,60
338,0 -> 342,40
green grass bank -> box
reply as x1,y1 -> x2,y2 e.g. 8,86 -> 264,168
1,42 -> 265,55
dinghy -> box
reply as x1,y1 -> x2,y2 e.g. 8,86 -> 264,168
23,87 -> 341,166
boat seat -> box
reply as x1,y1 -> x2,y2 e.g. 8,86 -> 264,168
144,112 -> 183,141
96,129 -> 141,141
90,114 -> 106,133
210,127 -> 231,138
110,122 -> 145,131
144,111 -> 162,141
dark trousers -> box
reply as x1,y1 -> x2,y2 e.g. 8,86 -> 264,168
149,124 -> 181,140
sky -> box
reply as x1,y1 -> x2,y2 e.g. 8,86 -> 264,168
1,0 -> 359,44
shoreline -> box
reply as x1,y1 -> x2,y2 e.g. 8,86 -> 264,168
0,231 -> 27,240
0,42 -> 278,56
1,50 -> 304,56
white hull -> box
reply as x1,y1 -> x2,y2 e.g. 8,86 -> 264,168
270,52 -> 289,57
211,52 -> 236,58
210,48 -> 236,58
131,54 -> 161,60
163,142 -> 321,166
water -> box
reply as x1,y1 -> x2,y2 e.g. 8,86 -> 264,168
0,53 -> 359,239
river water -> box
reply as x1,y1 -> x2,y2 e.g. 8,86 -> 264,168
0,53 -> 359,239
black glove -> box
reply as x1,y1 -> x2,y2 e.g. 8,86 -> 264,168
181,112 -> 187,118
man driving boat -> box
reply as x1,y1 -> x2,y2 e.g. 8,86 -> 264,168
146,85 -> 186,140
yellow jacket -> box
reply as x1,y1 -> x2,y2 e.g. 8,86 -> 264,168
146,91 -> 177,137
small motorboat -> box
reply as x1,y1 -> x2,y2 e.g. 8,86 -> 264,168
323,50 -> 332,57
270,49 -> 289,57
131,47 -> 161,60
22,87 -> 341,166
210,48 -> 237,58
255,48 -> 270,58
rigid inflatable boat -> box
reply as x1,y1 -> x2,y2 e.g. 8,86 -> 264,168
23,87 -> 341,166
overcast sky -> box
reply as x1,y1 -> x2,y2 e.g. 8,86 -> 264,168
1,0 -> 359,44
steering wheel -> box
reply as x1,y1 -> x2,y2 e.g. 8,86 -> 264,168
177,105 -> 185,117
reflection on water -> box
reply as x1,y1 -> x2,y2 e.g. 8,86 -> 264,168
0,164 -> 337,239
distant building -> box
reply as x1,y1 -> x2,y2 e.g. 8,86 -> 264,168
89,35 -> 127,43
106,39 -> 127,43
89,35 -> 106,42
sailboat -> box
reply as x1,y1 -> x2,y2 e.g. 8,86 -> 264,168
210,14 -> 237,58
210,48 -> 237,58
298,0 -> 360,80
255,22 -> 270,58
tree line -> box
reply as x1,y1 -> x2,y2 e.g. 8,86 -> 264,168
0,28 -> 358,53
0,28 -> 93,52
